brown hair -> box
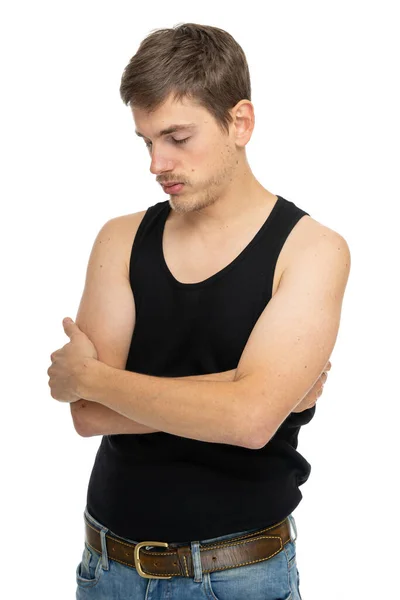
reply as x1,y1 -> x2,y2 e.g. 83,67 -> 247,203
119,23 -> 251,136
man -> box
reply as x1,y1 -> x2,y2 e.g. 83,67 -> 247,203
48,23 -> 350,599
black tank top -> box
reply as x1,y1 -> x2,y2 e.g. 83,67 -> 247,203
86,194 -> 315,542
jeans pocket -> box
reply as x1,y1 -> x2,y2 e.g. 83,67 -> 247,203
204,548 -> 292,600
76,542 -> 103,589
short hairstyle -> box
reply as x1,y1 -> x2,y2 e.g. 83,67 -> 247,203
119,23 -> 252,135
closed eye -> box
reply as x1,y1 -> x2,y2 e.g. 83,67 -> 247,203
145,138 -> 190,148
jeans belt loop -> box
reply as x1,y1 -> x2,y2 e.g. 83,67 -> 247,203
100,527 -> 110,570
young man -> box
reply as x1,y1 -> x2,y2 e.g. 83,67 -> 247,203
48,23 -> 350,599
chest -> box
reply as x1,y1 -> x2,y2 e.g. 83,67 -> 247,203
161,223 -> 289,297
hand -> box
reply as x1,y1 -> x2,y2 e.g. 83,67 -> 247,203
47,317 -> 98,403
292,359 -> 331,413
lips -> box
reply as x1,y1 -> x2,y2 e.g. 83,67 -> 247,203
162,183 -> 185,194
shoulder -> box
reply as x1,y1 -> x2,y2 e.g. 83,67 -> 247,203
293,215 -> 350,255
105,200 -> 168,233
94,207 -> 152,277
278,214 -> 351,288
106,208 -> 148,231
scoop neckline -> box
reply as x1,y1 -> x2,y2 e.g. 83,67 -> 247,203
158,195 -> 284,290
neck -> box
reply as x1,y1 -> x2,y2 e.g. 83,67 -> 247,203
170,167 -> 277,235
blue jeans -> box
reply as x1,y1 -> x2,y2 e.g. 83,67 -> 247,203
76,506 -> 302,599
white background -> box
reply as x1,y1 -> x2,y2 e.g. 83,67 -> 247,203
1,1 -> 399,598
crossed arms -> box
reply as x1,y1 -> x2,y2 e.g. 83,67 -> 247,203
69,214 -> 350,448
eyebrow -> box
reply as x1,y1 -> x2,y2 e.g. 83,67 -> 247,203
135,123 -> 197,140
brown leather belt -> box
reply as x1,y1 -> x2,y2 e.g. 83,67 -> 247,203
84,515 -> 292,579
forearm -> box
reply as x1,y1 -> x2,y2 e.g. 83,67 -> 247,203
79,361 -> 251,447
72,368 -> 236,437
70,399 -> 156,436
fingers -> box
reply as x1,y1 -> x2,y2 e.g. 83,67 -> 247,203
321,360 -> 332,382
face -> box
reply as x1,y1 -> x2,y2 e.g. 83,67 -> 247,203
132,93 -> 251,214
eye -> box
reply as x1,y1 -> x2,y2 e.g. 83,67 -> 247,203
144,138 -> 190,149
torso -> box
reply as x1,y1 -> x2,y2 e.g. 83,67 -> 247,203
118,199 -> 324,298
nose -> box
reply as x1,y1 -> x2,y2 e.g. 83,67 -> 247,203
149,149 -> 175,176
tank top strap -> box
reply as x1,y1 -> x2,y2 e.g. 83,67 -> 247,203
129,200 -> 169,275
265,196 -> 310,259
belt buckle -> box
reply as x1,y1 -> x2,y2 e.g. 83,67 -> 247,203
134,541 -> 172,579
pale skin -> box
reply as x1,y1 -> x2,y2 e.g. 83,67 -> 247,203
70,362 -> 331,437
48,92 -> 350,448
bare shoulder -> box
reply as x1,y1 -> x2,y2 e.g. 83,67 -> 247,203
279,214 -> 351,278
107,209 -> 148,233
99,209 -> 149,277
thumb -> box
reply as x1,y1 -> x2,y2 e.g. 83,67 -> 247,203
62,317 -> 76,337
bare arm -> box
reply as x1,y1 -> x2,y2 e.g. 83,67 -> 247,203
69,213 -> 143,438
233,226 -> 350,447
72,368 -> 236,437
67,211 -> 238,437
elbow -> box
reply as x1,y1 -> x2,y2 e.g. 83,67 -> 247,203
238,432 -> 267,450
70,403 -> 94,437
244,408 -> 272,450
72,416 -> 93,437
240,417 -> 265,449
245,422 -> 272,449
248,416 -> 275,449
246,432 -> 269,450
75,422 -> 93,437
236,410 -> 268,450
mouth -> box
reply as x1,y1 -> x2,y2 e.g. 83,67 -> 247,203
161,183 -> 185,194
